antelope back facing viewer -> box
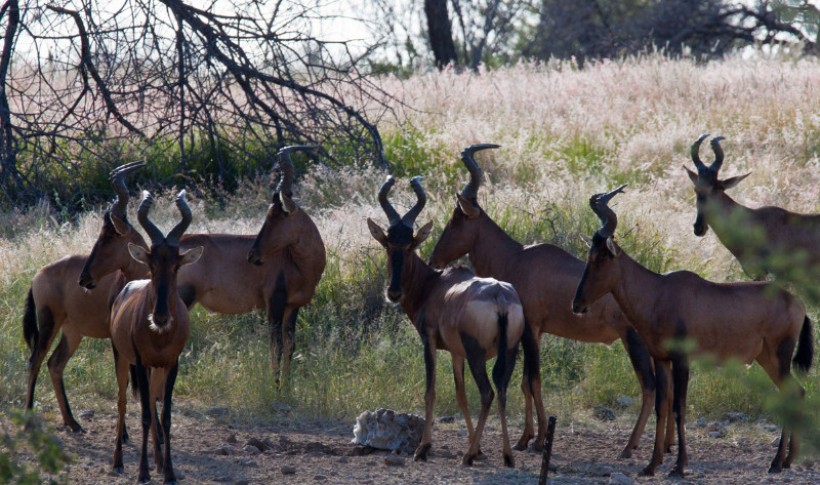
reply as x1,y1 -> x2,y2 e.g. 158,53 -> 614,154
367,175 -> 524,467
109,190 -> 203,484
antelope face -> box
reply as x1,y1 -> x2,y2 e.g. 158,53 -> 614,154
248,192 -> 301,265
79,211 -> 144,289
368,219 -> 433,304
428,195 -> 482,269
572,234 -> 621,315
129,242 -> 203,329
685,168 -> 719,237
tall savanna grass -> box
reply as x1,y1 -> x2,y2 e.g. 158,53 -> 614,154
1,53 -> 818,444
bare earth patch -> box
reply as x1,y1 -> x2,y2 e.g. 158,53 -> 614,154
12,399 -> 818,484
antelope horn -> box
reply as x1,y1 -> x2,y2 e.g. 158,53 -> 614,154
709,136 -> 725,172
166,190 -> 192,246
690,133 -> 709,172
377,176 -> 401,226
276,145 -> 316,197
109,161 -> 146,219
590,185 -> 626,238
460,143 -> 499,202
402,176 -> 427,226
137,190 -> 165,245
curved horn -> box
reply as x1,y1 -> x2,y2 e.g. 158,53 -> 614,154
166,190 -> 193,246
402,176 -> 427,227
460,143 -> 499,202
276,145 -> 315,197
109,161 -> 146,219
709,136 -> 725,172
590,185 -> 626,238
690,133 -> 709,172
377,176 -> 401,226
137,190 -> 165,245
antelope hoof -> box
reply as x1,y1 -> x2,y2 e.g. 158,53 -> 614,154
66,422 -> 86,434
513,434 -> 532,451
413,443 -> 431,462
112,466 -> 124,475
618,448 -> 633,459
462,452 -> 476,466
768,464 -> 783,474
640,466 -> 656,477
503,453 -> 515,468
664,444 -> 674,454
668,466 -> 686,478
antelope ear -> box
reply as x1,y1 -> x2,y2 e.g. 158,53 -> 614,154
280,192 -> 298,214
180,246 -> 204,266
683,165 -> 698,184
456,194 -> 481,219
109,212 -> 131,236
367,218 -> 388,248
605,237 -> 620,256
127,243 -> 150,265
720,172 -> 751,190
413,221 -> 434,248
580,235 -> 593,248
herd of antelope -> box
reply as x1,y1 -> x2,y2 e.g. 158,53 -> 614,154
21,136 -> 818,481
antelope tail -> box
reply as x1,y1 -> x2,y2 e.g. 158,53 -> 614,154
793,316 -> 813,374
491,312 -> 510,385
22,288 -> 38,353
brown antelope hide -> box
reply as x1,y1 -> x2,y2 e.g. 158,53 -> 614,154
572,186 -> 813,477
685,134 -> 820,280
110,190 -> 203,484
428,144 -> 662,458
24,161 -> 144,435
80,146 -> 326,384
367,175 -> 524,467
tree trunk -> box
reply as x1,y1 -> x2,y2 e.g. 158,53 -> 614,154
0,0 -> 22,203
424,0 -> 458,69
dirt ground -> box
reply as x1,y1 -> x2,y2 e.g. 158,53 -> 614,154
20,400 -> 820,484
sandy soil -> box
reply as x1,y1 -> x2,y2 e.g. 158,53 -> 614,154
15,399 -> 819,485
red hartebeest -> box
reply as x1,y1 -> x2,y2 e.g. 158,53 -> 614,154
572,186 -> 813,476
110,190 -> 203,484
79,146 -> 326,383
428,144 -> 662,457
685,134 -> 820,280
23,162 -> 144,434
368,175 -> 524,467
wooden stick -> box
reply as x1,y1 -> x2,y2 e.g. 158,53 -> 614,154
538,416 -> 557,485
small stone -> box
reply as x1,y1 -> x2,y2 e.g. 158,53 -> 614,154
78,409 -> 95,419
763,423 -> 779,433
236,458 -> 257,467
314,475 -> 327,481
615,396 -> 634,408
437,415 -> 455,423
213,444 -> 236,455
205,407 -> 230,418
695,417 -> 708,428
281,465 -> 297,475
725,412 -> 749,423
609,471 -> 634,485
593,406 -> 616,421
337,456 -> 350,463
226,433 -> 237,444
242,444 -> 261,455
245,437 -> 269,451
384,455 -> 405,467
234,479 -> 249,485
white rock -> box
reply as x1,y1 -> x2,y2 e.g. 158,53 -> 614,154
352,408 -> 425,454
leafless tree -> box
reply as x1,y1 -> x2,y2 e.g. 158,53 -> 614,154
0,0 -> 393,207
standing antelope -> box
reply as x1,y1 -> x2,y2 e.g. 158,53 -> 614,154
79,146 -> 326,384
110,190 -> 203,484
572,186 -> 813,476
685,134 -> 820,280
23,162 -> 144,434
367,175 -> 524,467
428,144 -> 661,457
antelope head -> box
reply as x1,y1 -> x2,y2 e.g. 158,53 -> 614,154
571,185 -> 626,315
683,134 -> 751,236
367,176 -> 433,303
429,143 -> 499,269
248,145 -> 315,266
79,161 -> 147,289
129,190 -> 203,330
